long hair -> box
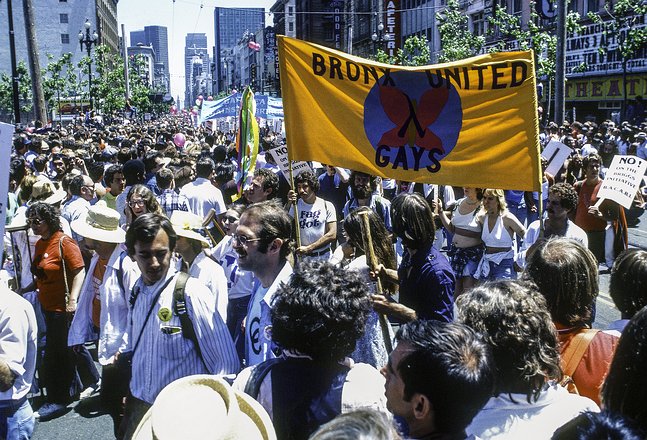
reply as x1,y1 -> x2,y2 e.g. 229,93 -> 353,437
524,237 -> 598,327
456,279 -> 562,403
602,306 -> 647,432
390,192 -> 435,250
343,207 -> 397,294
127,184 -> 162,217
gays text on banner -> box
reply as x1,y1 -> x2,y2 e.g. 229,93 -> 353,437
278,36 -> 542,191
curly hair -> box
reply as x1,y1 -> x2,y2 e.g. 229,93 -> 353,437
390,192 -> 435,250
549,183 -> 579,213
456,279 -> 562,403
343,206 -> 398,294
310,409 -> 402,440
254,168 -> 279,198
241,200 -> 294,259
524,237 -> 598,327
294,170 -> 320,193
270,261 -> 371,362
610,250 -> 647,319
26,202 -> 62,233
602,306 -> 647,432
582,153 -> 602,172
127,184 -> 162,217
482,189 -> 507,212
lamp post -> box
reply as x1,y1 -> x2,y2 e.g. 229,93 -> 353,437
372,20 -> 385,54
78,18 -> 98,110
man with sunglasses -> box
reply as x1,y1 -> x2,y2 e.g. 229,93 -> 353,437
516,183 -> 588,269
234,201 -> 293,367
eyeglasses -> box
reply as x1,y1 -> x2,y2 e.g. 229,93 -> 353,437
129,200 -> 145,208
28,218 -> 44,226
222,215 -> 239,224
232,234 -> 262,246
82,185 -> 95,192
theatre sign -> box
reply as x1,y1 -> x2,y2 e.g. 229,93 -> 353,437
565,15 -> 647,77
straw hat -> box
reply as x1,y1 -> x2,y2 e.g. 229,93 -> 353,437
131,375 -> 276,440
170,211 -> 210,248
29,179 -> 66,206
71,200 -> 126,243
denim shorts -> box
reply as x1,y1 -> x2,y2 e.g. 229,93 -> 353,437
485,258 -> 517,281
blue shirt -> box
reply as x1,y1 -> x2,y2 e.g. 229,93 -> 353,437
398,243 -> 455,322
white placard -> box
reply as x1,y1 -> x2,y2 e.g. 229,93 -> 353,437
0,122 -> 15,263
267,146 -> 313,185
597,155 -> 647,209
541,140 -> 572,177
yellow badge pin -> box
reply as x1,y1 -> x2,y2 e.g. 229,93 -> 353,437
158,307 -> 172,322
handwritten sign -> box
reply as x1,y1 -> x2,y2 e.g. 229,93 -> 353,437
541,140 -> 572,177
0,122 -> 15,263
597,155 -> 647,209
267,146 -> 313,184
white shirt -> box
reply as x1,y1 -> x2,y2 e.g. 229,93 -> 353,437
245,261 -> 293,367
0,289 -> 37,401
116,185 -> 132,226
209,236 -> 256,300
188,251 -> 229,324
61,195 -> 90,241
466,383 -> 599,439
515,219 -> 588,269
288,197 -> 336,249
68,247 -> 140,364
129,268 -> 239,403
180,177 -> 226,219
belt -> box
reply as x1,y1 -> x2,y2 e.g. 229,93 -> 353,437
0,395 -> 28,411
309,247 -> 331,257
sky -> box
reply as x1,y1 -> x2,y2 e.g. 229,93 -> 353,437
117,0 -> 274,105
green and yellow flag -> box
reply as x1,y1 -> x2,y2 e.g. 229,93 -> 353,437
278,36 -> 542,191
234,87 -> 260,201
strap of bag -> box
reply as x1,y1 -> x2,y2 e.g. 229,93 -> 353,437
562,328 -> 599,379
244,357 -> 283,399
172,272 -> 208,371
59,236 -> 70,305
131,276 -> 175,356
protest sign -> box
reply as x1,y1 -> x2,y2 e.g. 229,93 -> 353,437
267,146 -> 313,183
278,36 -> 541,190
597,155 -> 647,209
0,122 -> 15,262
541,140 -> 572,177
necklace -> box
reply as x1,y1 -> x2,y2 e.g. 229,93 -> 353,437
465,199 -> 479,205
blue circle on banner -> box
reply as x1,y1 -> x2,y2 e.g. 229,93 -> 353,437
364,71 -> 463,171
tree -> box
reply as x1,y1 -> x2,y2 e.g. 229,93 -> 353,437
0,61 -> 33,117
588,0 -> 647,119
375,35 -> 431,66
42,52 -> 74,123
436,0 -> 485,62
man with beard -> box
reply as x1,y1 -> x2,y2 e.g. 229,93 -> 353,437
234,201 -> 293,367
342,171 -> 392,232
516,183 -> 588,269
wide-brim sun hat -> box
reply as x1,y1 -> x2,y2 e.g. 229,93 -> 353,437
170,211 -> 210,248
71,200 -> 126,243
28,179 -> 67,206
131,375 -> 276,440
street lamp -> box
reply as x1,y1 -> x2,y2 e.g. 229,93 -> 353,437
78,19 -> 98,110
372,21 -> 385,53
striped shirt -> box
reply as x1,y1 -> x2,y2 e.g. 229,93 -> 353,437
128,268 -> 239,403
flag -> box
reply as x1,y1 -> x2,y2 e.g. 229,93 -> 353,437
278,36 -> 542,191
233,87 -> 260,201
248,41 -> 261,51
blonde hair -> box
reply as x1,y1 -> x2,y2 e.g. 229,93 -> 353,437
483,189 -> 507,213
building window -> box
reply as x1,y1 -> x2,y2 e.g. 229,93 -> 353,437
60,13 -> 68,23
288,22 -> 294,32
288,6 -> 294,16
59,0 -> 67,2
585,0 -> 598,13
61,33 -> 69,44
472,12 -> 485,36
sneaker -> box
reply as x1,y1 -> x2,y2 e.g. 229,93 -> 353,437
79,379 -> 101,399
34,402 -> 68,421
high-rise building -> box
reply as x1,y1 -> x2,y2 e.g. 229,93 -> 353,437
184,33 -> 209,107
129,26 -> 169,82
213,7 -> 264,94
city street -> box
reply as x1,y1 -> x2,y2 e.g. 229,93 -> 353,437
30,209 -> 646,439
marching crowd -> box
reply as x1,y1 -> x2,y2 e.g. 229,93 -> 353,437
1,111 -> 647,440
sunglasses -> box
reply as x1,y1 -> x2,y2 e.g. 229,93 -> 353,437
28,218 -> 44,226
222,215 -> 239,224
232,234 -> 262,246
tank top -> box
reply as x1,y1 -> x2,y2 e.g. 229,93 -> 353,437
452,199 -> 481,233
481,214 -> 513,248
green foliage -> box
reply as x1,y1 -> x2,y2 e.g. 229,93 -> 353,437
375,35 -> 431,66
588,0 -> 647,66
42,52 -> 74,117
0,61 -> 33,115
436,0 -> 485,62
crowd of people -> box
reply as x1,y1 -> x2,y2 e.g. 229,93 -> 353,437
1,111 -> 647,440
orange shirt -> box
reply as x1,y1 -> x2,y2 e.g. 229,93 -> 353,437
574,180 -> 606,232
91,257 -> 108,328
33,231 -> 85,312
557,324 -> 619,405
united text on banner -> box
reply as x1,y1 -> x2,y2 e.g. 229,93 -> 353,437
278,36 -> 542,191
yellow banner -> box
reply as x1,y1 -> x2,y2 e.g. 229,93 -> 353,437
278,36 -> 542,191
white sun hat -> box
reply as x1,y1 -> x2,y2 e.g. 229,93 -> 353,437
71,200 -> 126,243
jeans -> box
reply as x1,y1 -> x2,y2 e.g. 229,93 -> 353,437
485,258 -> 517,281
0,398 -> 35,440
